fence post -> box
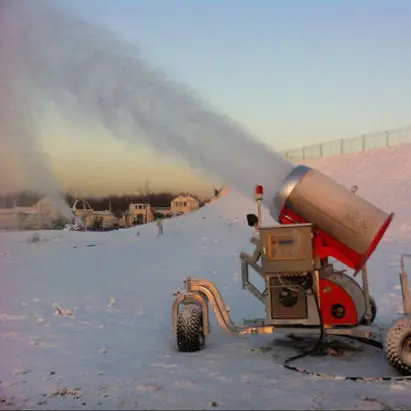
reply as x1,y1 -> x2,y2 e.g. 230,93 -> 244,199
282,125 -> 409,161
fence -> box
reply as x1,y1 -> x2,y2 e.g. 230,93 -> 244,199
282,125 -> 411,162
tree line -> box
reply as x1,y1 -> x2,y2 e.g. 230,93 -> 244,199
0,190 -> 211,214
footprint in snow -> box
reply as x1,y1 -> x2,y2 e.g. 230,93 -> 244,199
208,372 -> 230,382
150,363 -> 179,370
29,339 -> 56,349
137,385 -> 163,392
173,380 -> 198,389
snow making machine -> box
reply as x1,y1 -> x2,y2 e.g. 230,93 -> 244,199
172,164 -> 411,376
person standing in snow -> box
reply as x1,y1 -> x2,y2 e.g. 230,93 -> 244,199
156,218 -> 164,236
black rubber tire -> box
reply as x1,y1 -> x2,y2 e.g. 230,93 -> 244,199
176,304 -> 205,353
384,316 -> 411,375
360,295 -> 377,325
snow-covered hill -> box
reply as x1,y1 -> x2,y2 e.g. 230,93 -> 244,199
1,144 -> 411,410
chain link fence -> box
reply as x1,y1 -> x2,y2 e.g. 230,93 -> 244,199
283,125 -> 411,162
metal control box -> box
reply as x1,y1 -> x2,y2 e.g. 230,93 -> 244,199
259,223 -> 314,273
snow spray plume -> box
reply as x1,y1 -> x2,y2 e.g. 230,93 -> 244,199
5,1 -> 294,210
0,1 -> 73,220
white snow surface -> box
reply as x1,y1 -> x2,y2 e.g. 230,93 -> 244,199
1,144 -> 411,410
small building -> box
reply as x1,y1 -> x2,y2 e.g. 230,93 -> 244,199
72,199 -> 95,229
117,214 -> 128,228
35,197 -> 61,221
5,206 -> 49,230
71,199 -> 120,231
92,210 -> 119,230
127,203 -> 155,226
19,207 -> 50,229
0,209 -> 18,230
152,207 -> 172,219
170,195 -> 200,215
0,199 -> 62,230
73,209 -> 94,229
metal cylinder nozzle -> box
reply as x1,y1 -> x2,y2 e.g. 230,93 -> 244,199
270,165 -> 394,270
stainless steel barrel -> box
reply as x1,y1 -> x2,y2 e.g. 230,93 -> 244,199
271,165 -> 393,258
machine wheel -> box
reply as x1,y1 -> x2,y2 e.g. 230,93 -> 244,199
384,316 -> 411,375
360,295 -> 377,325
176,304 -> 205,353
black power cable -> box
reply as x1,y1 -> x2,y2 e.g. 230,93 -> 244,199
282,287 -> 411,382
283,287 -> 325,373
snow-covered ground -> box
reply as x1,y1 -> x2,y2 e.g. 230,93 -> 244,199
1,144 -> 411,410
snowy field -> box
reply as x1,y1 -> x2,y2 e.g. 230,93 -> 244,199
1,145 -> 411,410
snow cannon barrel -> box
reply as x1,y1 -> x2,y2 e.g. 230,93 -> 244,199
271,165 -> 394,272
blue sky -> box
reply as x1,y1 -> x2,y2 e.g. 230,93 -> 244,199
55,0 -> 411,150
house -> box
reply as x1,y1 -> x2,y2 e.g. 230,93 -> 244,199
0,196 -> 64,230
170,195 -> 200,215
126,203 -> 155,226
151,207 -> 172,219
18,206 -> 50,229
71,199 -> 121,231
0,206 -> 48,230
34,197 -> 66,228
35,197 -> 61,221
92,210 -> 119,231
72,199 -> 95,228
0,209 -> 18,230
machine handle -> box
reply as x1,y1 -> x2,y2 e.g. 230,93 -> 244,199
399,254 -> 411,316
401,254 -> 411,273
